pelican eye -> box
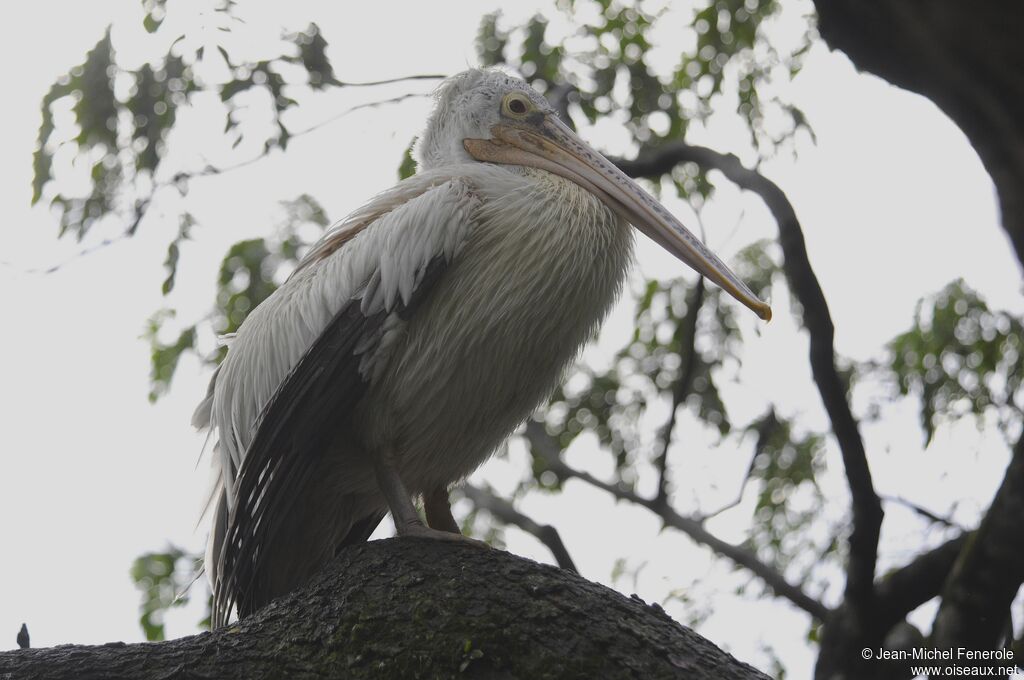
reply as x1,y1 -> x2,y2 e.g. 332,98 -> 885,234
502,92 -> 533,118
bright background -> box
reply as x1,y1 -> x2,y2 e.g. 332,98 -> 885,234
1,2 -> 1020,676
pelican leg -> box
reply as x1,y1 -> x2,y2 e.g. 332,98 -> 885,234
424,486 -> 460,534
373,449 -> 484,546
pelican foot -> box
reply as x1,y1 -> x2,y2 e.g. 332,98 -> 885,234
397,521 -> 489,548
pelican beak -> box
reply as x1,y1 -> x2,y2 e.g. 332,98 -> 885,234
464,115 -> 772,321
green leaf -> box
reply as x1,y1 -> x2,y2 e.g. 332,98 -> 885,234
32,79 -> 74,205
290,23 -> 337,88
220,75 -> 256,101
217,45 -> 232,67
140,0 -> 168,35
73,29 -> 118,151
398,142 -> 417,180
129,546 -> 193,641
127,59 -> 183,174
161,213 -> 195,295
38,29 -> 120,237
146,319 -> 197,402
476,12 -> 507,67
744,409 -> 827,566
143,12 -> 163,33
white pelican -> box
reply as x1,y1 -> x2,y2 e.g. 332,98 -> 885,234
194,69 -> 771,626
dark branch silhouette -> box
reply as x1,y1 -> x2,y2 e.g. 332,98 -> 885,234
524,420 -> 831,621
880,494 -> 963,530
873,534 -> 968,631
932,436 -> 1024,649
653,278 -> 705,510
615,141 -> 882,612
460,483 -> 579,573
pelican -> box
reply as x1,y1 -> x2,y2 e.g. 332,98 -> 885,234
194,69 -> 771,626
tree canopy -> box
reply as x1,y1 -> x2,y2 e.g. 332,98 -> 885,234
8,1 -> 1023,678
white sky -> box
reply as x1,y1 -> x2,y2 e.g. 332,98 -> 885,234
1,2 -> 1021,677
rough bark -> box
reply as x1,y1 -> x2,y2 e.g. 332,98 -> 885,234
0,539 -> 770,680
932,437 -> 1024,649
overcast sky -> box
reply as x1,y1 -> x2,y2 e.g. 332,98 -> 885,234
1,2 -> 1020,676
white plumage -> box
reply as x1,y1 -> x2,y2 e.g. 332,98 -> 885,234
194,69 -> 769,625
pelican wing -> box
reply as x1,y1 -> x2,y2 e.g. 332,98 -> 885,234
217,259 -> 447,622
197,171 -> 481,624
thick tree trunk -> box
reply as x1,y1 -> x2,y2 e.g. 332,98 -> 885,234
812,0 -> 1024,272
810,3 -> 1024,677
1,539 -> 769,679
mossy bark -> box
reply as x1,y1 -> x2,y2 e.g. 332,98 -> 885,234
1,539 -> 769,679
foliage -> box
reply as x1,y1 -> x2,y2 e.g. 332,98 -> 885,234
129,546 -> 207,640
478,0 -> 815,202
32,2 -> 1024,675
476,9 -> 834,586
32,1 -> 338,243
541,275 -> 740,478
884,278 -> 1024,444
145,194 -> 328,401
534,243 -> 834,581
744,408 -> 826,569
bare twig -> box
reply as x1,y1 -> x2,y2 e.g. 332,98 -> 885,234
880,494 -> 962,530
653,278 -> 705,509
695,464 -> 755,522
331,74 -> 445,88
694,495 -> 744,522
695,408 -> 774,522
524,421 -> 830,621
0,232 -> 134,276
290,93 -> 429,138
461,484 -> 578,574
187,93 -> 429,181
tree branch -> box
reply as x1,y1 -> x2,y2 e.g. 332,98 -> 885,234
654,278 -> 705,509
0,540 -> 770,680
697,408 -> 777,523
874,534 -> 968,630
525,421 -> 830,621
460,483 -> 579,573
331,73 -> 446,88
880,494 -> 963,530
932,434 -> 1024,649
615,143 -> 883,614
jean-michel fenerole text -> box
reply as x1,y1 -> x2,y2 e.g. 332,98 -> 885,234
874,648 -> 1015,662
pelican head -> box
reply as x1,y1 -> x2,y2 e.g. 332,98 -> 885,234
418,69 -> 771,321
